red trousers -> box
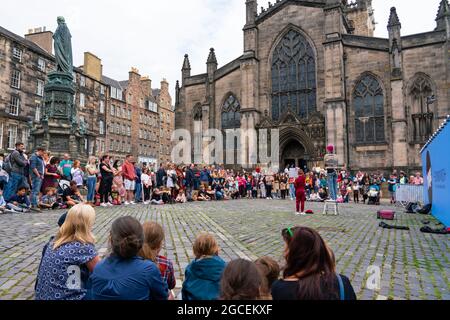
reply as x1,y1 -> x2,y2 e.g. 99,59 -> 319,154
296,191 -> 306,213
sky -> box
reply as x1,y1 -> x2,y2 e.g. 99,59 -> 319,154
0,0 -> 443,100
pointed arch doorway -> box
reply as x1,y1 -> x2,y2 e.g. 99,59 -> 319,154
281,139 -> 308,170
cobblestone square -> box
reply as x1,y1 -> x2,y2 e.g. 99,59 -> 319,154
0,200 -> 449,300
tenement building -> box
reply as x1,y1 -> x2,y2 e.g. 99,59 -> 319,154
0,24 -> 173,165
175,0 -> 450,173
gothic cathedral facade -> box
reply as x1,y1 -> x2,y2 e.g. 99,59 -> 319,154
175,0 -> 450,173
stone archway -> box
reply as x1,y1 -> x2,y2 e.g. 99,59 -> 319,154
279,126 -> 316,170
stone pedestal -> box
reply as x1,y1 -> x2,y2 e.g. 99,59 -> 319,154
31,71 -> 86,159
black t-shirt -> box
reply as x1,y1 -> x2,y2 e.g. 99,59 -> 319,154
151,192 -> 161,201
100,163 -> 113,180
271,275 -> 356,300
63,188 -> 79,202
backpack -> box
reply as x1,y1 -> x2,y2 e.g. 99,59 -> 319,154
3,154 -> 12,174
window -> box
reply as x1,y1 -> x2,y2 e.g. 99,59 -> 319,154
37,80 -> 44,97
409,74 -> 435,143
116,123 -> 120,135
127,125 -> 131,136
8,96 -> 20,116
100,85 -> 105,95
99,120 -> 105,135
109,139 -> 114,151
353,74 -> 385,144
22,127 -> 30,144
116,106 -> 121,118
80,76 -> 86,87
139,129 -> 142,139
38,58 -> 46,72
271,29 -> 316,120
111,104 -> 115,116
116,140 -> 120,152
221,95 -> 241,129
117,89 -> 123,100
122,124 -> 126,135
10,70 -> 21,89
128,109 -> 131,120
109,122 -> 114,133
80,93 -> 85,107
147,100 -> 157,112
100,100 -> 105,114
35,103 -> 41,122
12,47 -> 22,62
7,125 -> 18,150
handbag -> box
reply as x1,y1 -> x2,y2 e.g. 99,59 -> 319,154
377,210 -> 395,220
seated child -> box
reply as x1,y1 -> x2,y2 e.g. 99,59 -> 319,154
197,187 -> 210,201
175,190 -> 187,203
39,187 -> 60,210
318,188 -> 328,202
206,186 -> 216,200
139,222 -> 176,299
255,256 -> 280,300
182,232 -> 226,300
111,185 -> 121,205
62,181 -> 83,208
6,187 -> 31,213
151,188 -> 165,205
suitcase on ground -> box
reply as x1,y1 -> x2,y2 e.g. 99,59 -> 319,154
377,210 -> 395,220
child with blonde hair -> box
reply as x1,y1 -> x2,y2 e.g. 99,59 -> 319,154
182,232 -> 226,300
35,204 -> 100,300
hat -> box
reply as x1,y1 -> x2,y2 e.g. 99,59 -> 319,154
326,145 -> 334,152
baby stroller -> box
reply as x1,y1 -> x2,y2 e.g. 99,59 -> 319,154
367,185 -> 380,205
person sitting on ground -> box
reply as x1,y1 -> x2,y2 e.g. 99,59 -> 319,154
318,188 -> 328,202
63,181 -> 83,208
214,182 -> 224,200
175,189 -> 187,203
0,189 -> 6,214
86,216 -> 168,300
139,222 -> 176,299
206,186 -> 216,200
182,232 -> 226,300
197,186 -> 210,201
39,187 -> 60,210
6,187 -> 31,213
272,226 -> 356,300
150,188 -> 164,205
255,257 -> 280,300
35,204 -> 100,300
220,259 -> 263,300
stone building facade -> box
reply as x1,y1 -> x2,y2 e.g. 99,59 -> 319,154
176,0 -> 450,173
0,24 -> 173,165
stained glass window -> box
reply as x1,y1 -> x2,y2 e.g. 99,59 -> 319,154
353,74 -> 385,143
221,95 -> 241,129
271,30 -> 316,121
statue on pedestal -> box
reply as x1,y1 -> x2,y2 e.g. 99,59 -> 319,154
54,16 -> 73,74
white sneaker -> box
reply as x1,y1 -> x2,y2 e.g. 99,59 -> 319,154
300,212 -> 306,215
100,203 -> 108,207
295,212 -> 300,216
124,201 -> 130,205
107,202 -> 114,207
130,201 -> 136,205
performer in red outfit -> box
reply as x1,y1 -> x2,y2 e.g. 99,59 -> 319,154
294,169 -> 306,215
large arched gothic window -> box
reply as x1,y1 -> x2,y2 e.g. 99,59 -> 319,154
221,94 -> 241,129
409,75 -> 434,143
353,74 -> 385,143
271,29 -> 316,121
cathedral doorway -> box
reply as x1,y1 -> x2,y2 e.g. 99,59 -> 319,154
281,139 -> 308,170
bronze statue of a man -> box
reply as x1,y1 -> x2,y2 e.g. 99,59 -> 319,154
53,16 -> 73,74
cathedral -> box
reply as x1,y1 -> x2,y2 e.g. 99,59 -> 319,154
175,0 -> 450,173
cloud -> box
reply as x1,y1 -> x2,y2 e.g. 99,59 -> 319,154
0,0 -> 442,100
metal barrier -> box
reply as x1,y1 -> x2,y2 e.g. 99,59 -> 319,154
395,184 -> 423,204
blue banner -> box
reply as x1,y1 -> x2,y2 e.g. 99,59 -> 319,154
421,116 -> 450,228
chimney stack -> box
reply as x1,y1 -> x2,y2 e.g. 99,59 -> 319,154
25,27 -> 53,55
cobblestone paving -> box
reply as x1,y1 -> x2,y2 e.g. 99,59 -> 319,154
0,199 -> 449,300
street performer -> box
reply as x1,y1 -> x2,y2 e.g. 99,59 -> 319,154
324,145 -> 339,201
294,169 -> 306,216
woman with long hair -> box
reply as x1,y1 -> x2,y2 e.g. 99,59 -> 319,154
99,155 -> 114,207
272,226 -> 356,300
41,156 -> 61,193
85,156 -> 98,205
35,204 -> 99,300
112,160 -> 126,204
71,160 -> 84,188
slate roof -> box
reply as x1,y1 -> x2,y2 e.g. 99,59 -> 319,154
0,25 -> 54,59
